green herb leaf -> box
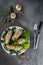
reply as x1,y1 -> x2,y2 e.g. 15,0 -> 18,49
2,30 -> 8,38
9,39 -> 14,45
7,19 -> 11,22
3,11 -> 9,16
21,29 -> 30,39
22,42 -> 30,50
12,40 -> 18,46
0,40 -> 4,43
4,44 -> 9,51
8,5 -> 14,13
16,51 -> 20,55
9,49 -> 20,55
1,5 -> 14,23
12,26 -> 16,31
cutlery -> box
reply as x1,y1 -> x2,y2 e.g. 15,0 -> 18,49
35,21 -> 43,49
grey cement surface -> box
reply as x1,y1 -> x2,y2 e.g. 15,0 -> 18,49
0,0 -> 43,65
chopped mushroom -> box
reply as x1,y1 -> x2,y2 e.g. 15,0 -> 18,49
11,12 -> 16,19
5,31 -> 12,44
12,29 -> 22,41
16,4 -> 22,11
6,45 -> 22,51
18,38 -> 27,44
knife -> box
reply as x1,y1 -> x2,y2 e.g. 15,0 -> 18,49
35,21 -> 43,49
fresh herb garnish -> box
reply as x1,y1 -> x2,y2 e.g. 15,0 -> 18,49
16,51 -> 20,55
22,42 -> 30,50
9,49 -> 20,55
3,5 -> 14,17
11,26 -> 16,31
2,30 -> 8,39
9,39 -> 13,45
1,5 -> 14,23
10,50 -> 16,54
3,11 -> 9,17
4,44 -> 9,51
0,40 -> 4,43
12,40 -> 18,46
21,29 -> 30,39
7,26 -> 16,31
8,5 -> 14,13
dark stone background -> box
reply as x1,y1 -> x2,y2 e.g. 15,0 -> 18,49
0,0 -> 43,65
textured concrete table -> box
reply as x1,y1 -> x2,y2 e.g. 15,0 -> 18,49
0,0 -> 43,65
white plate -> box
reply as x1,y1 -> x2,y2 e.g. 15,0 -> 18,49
1,26 -> 30,55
